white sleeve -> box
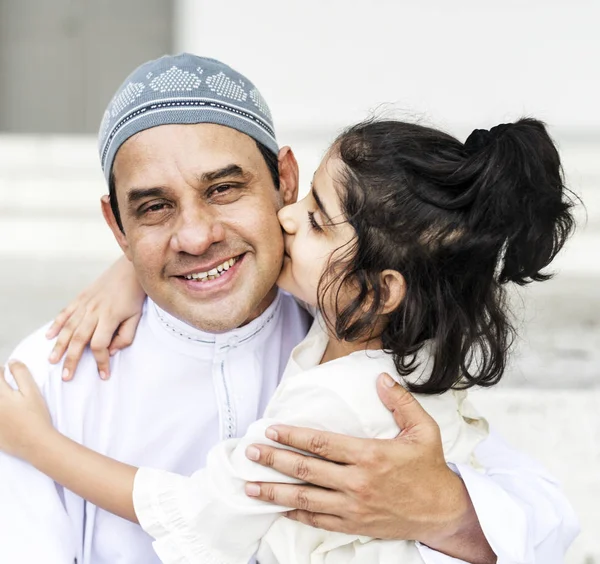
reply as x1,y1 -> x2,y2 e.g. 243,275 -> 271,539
0,364 -> 77,564
417,430 -> 580,564
132,384 -> 366,564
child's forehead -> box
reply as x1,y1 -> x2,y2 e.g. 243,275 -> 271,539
313,157 -> 343,197
310,158 -> 350,229
315,153 -> 344,185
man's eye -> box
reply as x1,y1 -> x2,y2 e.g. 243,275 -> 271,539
142,203 -> 168,214
212,184 -> 232,195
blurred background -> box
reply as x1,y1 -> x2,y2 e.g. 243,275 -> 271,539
0,0 -> 598,561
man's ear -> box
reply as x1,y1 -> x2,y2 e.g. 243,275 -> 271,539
379,269 -> 406,314
277,146 -> 299,206
101,195 -> 132,261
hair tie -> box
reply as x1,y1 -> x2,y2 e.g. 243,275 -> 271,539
464,123 -> 512,156
464,128 -> 492,155
490,123 -> 511,137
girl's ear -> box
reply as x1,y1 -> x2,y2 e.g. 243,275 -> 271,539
379,269 -> 405,314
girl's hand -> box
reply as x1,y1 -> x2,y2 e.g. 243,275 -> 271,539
46,253 -> 146,381
0,362 -> 138,522
0,361 -> 54,461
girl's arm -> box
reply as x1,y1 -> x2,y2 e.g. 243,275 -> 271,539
25,428 -> 138,522
0,360 -> 296,563
0,361 -> 138,522
47,255 -> 146,381
0,360 -> 368,564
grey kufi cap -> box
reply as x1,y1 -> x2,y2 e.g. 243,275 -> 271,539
98,53 -> 278,182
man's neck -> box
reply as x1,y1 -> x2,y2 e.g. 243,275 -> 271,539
240,285 -> 279,327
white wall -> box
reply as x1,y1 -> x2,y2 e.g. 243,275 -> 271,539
175,0 -> 600,134
1,3 -> 598,560
170,3 -> 600,561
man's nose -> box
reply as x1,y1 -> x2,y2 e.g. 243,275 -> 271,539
277,203 -> 297,235
170,205 -> 225,255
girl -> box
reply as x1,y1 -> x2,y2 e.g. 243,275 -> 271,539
0,117 -> 574,563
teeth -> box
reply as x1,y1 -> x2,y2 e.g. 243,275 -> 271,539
189,272 -> 208,280
183,256 -> 239,281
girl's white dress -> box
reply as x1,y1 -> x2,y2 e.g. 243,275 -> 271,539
133,319 -> 489,564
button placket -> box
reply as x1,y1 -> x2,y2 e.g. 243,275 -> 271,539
215,340 -> 237,440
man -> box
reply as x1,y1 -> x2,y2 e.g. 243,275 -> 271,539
0,54 -> 578,564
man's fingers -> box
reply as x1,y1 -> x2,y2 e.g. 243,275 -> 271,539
7,361 -> 38,395
376,373 -> 435,433
285,510 -> 349,534
245,482 -> 346,515
265,425 -> 365,465
108,315 -> 140,355
246,443 -> 347,489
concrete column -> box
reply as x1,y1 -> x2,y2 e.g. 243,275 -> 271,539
173,0 -> 203,54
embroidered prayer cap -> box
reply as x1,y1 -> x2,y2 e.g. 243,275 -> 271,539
98,53 -> 278,182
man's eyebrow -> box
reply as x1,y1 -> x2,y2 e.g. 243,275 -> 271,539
200,164 -> 249,183
125,164 -> 249,206
312,184 -> 333,224
127,187 -> 167,205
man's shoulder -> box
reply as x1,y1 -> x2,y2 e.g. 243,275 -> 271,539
9,321 -> 54,360
7,321 -> 59,386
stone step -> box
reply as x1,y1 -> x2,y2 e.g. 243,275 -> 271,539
470,388 -> 600,564
1,136 -> 598,233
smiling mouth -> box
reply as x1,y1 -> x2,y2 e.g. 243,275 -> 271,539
180,255 -> 242,282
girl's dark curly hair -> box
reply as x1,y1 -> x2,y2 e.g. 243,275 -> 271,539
318,118 -> 576,394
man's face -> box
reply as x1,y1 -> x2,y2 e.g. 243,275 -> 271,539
107,123 -> 291,333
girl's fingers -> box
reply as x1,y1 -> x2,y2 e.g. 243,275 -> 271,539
0,365 -> 11,391
91,347 -> 110,380
108,314 -> 141,356
48,307 -> 85,365
45,300 -> 80,340
7,361 -> 38,395
90,318 -> 117,380
61,312 -> 100,381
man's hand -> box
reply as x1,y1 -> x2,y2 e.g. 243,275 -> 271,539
245,373 -> 496,564
0,361 -> 54,460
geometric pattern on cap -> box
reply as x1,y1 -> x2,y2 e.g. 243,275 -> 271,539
205,72 -> 248,102
111,82 -> 145,118
149,66 -> 202,93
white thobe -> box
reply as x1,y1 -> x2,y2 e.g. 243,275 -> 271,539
0,291 -> 310,564
132,318 -> 492,563
0,291 -> 579,564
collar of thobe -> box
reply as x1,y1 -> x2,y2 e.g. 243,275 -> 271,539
146,290 -> 284,358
